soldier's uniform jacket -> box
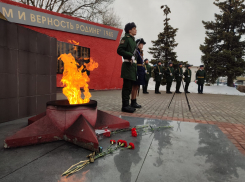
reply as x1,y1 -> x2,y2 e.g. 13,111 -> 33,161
196,69 -> 206,84
175,67 -> 183,82
154,65 -> 163,82
117,33 -> 137,81
184,68 -> 192,83
165,67 -> 174,82
144,63 -> 152,81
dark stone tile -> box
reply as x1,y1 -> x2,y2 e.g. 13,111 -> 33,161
50,94 -> 56,101
6,74 -> 17,98
37,75 -> 50,95
0,74 -> 18,99
19,96 -> 36,118
19,74 -> 36,97
29,29 -> 37,53
0,47 -> 18,74
0,47 -> 7,74
0,74 -> 7,98
0,99 -> 8,122
0,98 -> 18,122
18,26 -> 37,53
19,51 -> 36,74
18,26 -> 29,52
7,22 -> 18,50
8,98 -> 18,121
50,37 -> 57,57
50,56 -> 57,75
8,49 -> 18,74
0,19 -> 7,47
51,75 -> 56,94
37,95 -> 50,113
37,33 -> 50,55
36,54 -> 50,75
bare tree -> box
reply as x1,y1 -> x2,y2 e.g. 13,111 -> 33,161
101,8 -> 122,28
14,0 -> 121,27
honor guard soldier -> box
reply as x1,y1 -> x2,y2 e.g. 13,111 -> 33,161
154,61 -> 163,94
196,65 -> 206,94
117,22 -> 137,113
175,63 -> 183,93
165,62 -> 174,94
184,64 -> 192,93
131,38 -> 146,108
143,59 -> 152,94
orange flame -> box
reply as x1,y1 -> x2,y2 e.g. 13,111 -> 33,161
68,40 -> 79,45
58,53 -> 98,105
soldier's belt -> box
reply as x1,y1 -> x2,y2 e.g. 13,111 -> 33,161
124,59 -> 137,64
137,64 -> 143,66
197,77 -> 204,78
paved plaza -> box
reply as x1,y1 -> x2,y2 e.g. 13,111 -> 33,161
0,90 -> 245,182
58,90 -> 245,125
57,90 -> 245,156
1,116 -> 245,182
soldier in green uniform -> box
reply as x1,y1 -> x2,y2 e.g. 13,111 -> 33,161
117,22 -> 137,113
195,65 -> 206,94
143,59 -> 152,94
165,62 -> 174,94
154,61 -> 163,94
183,64 -> 192,93
175,63 -> 183,93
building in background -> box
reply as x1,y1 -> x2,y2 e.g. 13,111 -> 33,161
0,0 -> 123,90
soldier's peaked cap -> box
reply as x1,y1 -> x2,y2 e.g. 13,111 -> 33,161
158,61 -> 162,63
178,63 -> 183,65
124,22 -> 136,33
169,62 -> 173,64
200,65 -> 204,67
136,38 -> 146,45
187,64 -> 191,67
144,59 -> 148,62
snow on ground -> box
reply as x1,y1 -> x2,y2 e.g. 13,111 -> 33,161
147,78 -> 245,96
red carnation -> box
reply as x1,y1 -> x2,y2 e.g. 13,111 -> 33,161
103,129 -> 111,137
128,142 -> 135,149
110,140 -> 116,144
117,140 -> 122,145
131,128 -> 136,132
120,140 -> 128,147
132,131 -> 138,137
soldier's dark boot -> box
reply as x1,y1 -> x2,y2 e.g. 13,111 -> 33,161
122,101 -> 136,113
131,99 -> 142,108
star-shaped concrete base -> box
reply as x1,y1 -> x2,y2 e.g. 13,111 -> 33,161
4,100 -> 129,152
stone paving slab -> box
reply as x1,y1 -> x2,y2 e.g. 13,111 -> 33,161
57,90 -> 245,125
1,116 -> 245,182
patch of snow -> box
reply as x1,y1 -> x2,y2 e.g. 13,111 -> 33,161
147,78 -> 245,96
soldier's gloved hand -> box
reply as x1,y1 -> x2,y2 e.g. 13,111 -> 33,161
145,70 -> 147,73
131,56 -> 135,61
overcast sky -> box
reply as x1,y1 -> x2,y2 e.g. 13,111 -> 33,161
113,0 -> 221,66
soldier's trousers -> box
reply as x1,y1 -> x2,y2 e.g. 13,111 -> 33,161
122,79 -> 133,102
166,82 -> 172,92
185,82 -> 190,92
198,84 -> 204,93
143,80 -> 149,93
176,81 -> 181,92
155,81 -> 161,93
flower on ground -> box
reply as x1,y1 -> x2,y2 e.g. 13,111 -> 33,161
128,143 -> 135,149
103,129 -> 111,137
110,140 -> 116,144
132,131 -> 138,137
117,140 -> 122,145
120,140 -> 127,147
131,128 -> 136,132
